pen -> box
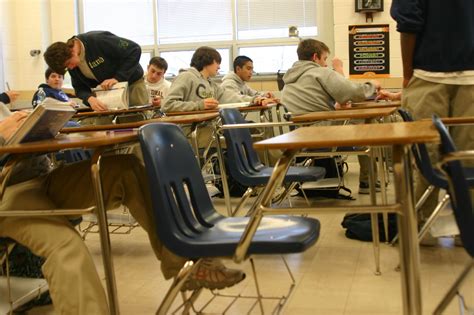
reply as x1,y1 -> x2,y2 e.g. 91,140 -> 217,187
5,82 -> 10,91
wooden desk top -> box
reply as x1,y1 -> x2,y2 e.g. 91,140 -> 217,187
291,106 -> 398,123
164,104 -> 276,116
73,105 -> 156,118
0,131 -> 138,154
423,116 -> 474,125
61,112 -> 219,133
348,100 -> 401,110
254,121 -> 439,150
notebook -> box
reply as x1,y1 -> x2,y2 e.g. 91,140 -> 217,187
92,82 -> 129,110
217,102 -> 251,109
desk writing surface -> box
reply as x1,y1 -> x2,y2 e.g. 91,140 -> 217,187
61,113 -> 219,133
424,116 -> 474,125
0,131 -> 138,154
164,104 -> 276,116
348,100 -> 401,109
254,121 -> 439,150
73,105 -> 155,118
291,106 -> 398,122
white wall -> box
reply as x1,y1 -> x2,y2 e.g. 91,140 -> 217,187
0,0 -> 402,91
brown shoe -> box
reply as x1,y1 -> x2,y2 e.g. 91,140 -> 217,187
181,258 -> 245,291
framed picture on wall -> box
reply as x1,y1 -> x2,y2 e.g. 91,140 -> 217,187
355,0 -> 384,12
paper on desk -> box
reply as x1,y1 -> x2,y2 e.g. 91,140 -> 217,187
217,102 -> 251,109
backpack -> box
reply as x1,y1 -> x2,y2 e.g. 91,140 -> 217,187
297,157 -> 354,200
341,213 -> 398,242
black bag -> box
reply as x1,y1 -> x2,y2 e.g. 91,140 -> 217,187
341,213 -> 398,242
297,157 -> 354,200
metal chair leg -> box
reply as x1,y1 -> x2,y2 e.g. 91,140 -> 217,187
433,259 -> 474,315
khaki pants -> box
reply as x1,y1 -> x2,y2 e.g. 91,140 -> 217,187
0,155 -> 187,314
402,76 -> 474,221
129,78 -> 148,106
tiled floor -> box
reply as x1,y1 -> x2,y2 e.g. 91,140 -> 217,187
28,158 -> 473,314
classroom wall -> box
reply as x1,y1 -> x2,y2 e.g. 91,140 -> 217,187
0,0 -> 403,91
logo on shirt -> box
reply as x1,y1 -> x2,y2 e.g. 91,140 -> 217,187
196,84 -> 214,99
88,57 -> 105,69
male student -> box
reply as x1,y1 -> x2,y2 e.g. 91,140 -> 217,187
391,0 -> 474,226
31,68 -> 73,107
43,31 -> 148,111
281,39 -> 380,194
0,103 -> 244,313
144,56 -> 171,107
221,56 -> 274,98
162,47 -> 271,112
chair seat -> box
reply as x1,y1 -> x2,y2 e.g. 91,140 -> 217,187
166,215 -> 320,258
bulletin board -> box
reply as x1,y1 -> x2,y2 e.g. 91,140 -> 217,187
348,24 -> 390,78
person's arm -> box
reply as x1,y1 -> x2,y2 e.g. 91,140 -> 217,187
0,111 -> 28,143
216,84 -> 253,104
0,91 -> 20,104
376,90 -> 402,101
400,33 -> 417,87
320,69 -> 377,104
332,57 -> 344,76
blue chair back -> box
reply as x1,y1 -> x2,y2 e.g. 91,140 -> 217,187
432,116 -> 474,257
138,123 -> 222,256
398,109 -> 447,189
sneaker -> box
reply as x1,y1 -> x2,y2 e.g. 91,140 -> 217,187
359,181 -> 382,194
181,258 -> 246,291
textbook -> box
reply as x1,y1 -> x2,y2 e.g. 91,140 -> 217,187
6,102 -> 76,145
92,82 -> 129,110
217,102 -> 251,109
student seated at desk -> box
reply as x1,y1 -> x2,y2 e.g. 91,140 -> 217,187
43,31 -> 148,112
31,68 -> 75,107
0,104 -> 244,313
281,39 -> 381,194
221,55 -> 275,98
162,46 -> 271,112
144,56 -> 171,107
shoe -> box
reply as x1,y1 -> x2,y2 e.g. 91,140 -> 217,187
181,258 -> 246,291
358,181 -> 382,194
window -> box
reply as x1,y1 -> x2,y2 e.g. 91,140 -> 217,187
81,0 -> 155,45
237,0 -> 318,40
157,0 -> 232,44
238,45 -> 298,73
160,49 -> 230,77
79,0 -> 326,75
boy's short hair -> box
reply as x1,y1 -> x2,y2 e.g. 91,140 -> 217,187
45,68 -> 63,80
190,46 -> 222,71
297,39 -> 330,61
148,56 -> 168,71
43,39 -> 75,75
233,56 -> 253,72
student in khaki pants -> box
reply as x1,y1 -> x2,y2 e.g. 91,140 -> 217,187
0,109 -> 243,314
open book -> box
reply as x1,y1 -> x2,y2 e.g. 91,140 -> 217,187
6,102 -> 76,145
92,82 -> 129,110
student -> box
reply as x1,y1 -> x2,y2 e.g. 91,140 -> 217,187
31,68 -> 73,107
281,39 -> 380,194
43,31 -> 148,111
0,104 -> 245,313
221,55 -> 274,98
162,46 -> 270,112
144,56 -> 171,107
391,0 -> 474,225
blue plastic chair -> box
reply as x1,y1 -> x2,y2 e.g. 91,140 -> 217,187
393,109 -> 474,245
138,123 -> 321,314
432,116 -> 474,315
219,108 -> 326,214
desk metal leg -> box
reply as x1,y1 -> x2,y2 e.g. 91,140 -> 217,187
91,152 -> 119,315
369,149 -> 381,275
393,145 -> 422,315
378,146 -> 390,243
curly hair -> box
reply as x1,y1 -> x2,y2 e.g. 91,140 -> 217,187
190,47 -> 221,71
43,39 -> 74,75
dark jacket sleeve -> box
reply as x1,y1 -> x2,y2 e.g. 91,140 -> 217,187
70,70 -> 95,105
0,93 -> 10,104
391,0 -> 426,33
